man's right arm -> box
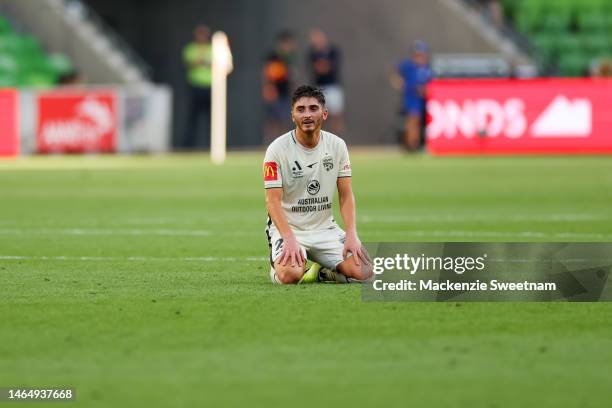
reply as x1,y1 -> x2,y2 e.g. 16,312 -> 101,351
265,188 -> 305,267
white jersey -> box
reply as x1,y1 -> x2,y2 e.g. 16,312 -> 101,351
263,130 -> 352,231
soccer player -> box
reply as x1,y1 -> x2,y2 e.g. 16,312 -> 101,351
263,85 -> 372,284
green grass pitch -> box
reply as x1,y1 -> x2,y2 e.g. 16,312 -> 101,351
1,152 -> 611,407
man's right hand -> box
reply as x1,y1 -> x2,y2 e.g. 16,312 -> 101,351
280,234 -> 305,267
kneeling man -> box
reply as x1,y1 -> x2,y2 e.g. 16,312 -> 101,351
263,85 -> 372,284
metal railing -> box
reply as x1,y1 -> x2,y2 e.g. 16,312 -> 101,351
62,0 -> 152,81
460,0 -> 535,57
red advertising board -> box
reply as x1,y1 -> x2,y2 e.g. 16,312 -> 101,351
426,79 -> 612,155
36,91 -> 117,153
0,89 -> 19,156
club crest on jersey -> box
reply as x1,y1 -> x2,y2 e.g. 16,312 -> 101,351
323,156 -> 334,171
263,162 -> 278,181
291,160 -> 304,178
307,179 -> 320,195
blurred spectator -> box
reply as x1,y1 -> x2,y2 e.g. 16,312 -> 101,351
307,28 -> 344,134
476,0 -> 504,28
57,70 -> 84,86
262,30 -> 298,143
489,0 -> 504,28
183,24 -> 212,149
593,59 -> 612,77
391,40 -> 432,151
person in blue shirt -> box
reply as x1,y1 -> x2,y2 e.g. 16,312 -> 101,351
392,40 -> 432,151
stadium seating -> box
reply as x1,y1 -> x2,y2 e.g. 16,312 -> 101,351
0,14 -> 73,87
502,0 -> 612,76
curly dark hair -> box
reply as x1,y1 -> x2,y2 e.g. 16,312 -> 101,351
291,85 -> 326,107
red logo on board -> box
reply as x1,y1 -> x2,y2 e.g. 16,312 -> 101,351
36,91 -> 117,153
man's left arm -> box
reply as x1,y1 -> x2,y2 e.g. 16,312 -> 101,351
337,177 -> 369,265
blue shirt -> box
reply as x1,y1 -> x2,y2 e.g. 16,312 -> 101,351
398,59 -> 432,107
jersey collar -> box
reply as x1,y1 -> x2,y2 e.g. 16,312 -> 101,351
292,130 -> 323,151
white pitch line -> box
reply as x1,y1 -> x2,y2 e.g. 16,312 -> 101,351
487,258 -> 610,263
0,227 -> 611,240
0,213 -> 606,229
0,228 -> 216,237
360,214 -> 608,223
1,255 -> 605,264
0,255 -> 268,262
366,230 -> 612,239
0,227 -> 266,238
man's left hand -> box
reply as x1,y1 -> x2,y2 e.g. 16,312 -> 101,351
343,232 -> 370,266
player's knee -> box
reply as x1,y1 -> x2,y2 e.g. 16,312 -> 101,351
350,264 -> 373,281
274,265 -> 303,284
339,260 -> 372,281
358,264 -> 374,281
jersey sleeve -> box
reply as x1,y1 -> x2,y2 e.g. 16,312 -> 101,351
337,139 -> 352,178
263,145 -> 283,189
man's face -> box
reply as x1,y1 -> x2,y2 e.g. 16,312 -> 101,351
279,38 -> 296,55
291,97 -> 328,135
413,51 -> 428,65
194,26 -> 210,43
309,29 -> 327,50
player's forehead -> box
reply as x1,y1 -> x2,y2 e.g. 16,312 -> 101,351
292,96 -> 322,109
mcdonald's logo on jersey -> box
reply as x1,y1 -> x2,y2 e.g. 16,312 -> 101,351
264,161 -> 278,181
